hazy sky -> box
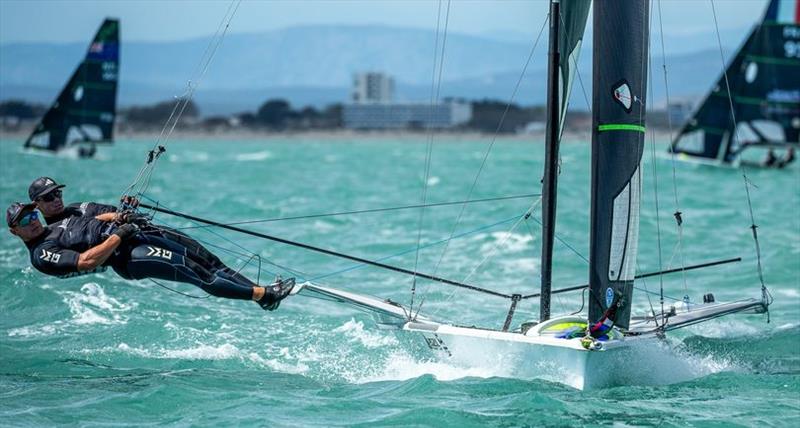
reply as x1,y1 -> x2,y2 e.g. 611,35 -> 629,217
0,0 -> 769,44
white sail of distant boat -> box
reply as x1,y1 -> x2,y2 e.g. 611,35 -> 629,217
122,0 -> 773,390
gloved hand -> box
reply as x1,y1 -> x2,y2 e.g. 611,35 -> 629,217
113,223 -> 139,241
120,195 -> 140,209
115,209 -> 150,226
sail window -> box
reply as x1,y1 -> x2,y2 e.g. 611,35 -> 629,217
608,167 -> 641,282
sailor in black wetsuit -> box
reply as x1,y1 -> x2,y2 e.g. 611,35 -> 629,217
6,202 -> 294,311
28,176 -> 118,225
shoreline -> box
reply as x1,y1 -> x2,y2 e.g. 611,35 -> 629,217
0,128 -> 673,143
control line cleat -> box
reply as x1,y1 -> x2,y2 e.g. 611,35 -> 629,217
257,277 -> 296,311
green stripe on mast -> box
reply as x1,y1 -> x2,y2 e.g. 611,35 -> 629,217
597,124 -> 646,133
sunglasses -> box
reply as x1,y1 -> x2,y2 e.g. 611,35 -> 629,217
38,189 -> 62,202
15,211 -> 39,227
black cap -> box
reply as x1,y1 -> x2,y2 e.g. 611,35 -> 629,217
28,177 -> 66,201
6,202 -> 37,227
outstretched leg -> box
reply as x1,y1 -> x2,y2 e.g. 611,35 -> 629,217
114,233 -> 295,310
141,226 -> 255,285
121,243 -> 254,300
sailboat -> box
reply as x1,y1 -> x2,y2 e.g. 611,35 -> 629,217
668,0 -> 800,168
283,0 -> 770,389
130,0 -> 771,389
23,18 -> 120,159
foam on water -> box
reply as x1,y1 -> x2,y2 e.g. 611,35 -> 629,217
234,150 -> 272,162
478,232 -> 533,254
62,283 -> 132,325
93,342 -> 310,374
332,319 -> 399,348
168,152 -> 210,163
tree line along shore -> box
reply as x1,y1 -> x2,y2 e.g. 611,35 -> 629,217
0,98 -> 676,136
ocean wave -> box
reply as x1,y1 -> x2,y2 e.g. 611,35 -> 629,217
102,342 -> 309,374
354,351 -> 506,384
333,318 -> 399,348
62,283 -> 132,326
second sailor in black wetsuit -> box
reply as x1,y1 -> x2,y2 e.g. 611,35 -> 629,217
6,202 -> 294,311
28,176 -> 118,225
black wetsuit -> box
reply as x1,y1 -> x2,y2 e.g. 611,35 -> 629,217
43,202 -> 117,225
26,215 -> 256,300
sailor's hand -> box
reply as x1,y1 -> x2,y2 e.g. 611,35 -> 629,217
115,209 -> 150,226
114,210 -> 132,225
120,196 -> 140,209
113,223 -> 139,241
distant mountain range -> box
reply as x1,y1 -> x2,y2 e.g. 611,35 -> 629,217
0,24 -> 746,115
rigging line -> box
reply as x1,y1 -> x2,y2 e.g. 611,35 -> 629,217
141,196 -> 271,285
656,0 -> 688,301
140,203 -> 513,299
645,1 -> 664,323
411,3 -> 549,313
143,197 -> 256,261
168,193 -> 541,230
310,215 -> 519,283
709,0 -> 769,297
636,258 -> 658,327
122,0 -> 241,204
145,202 -> 313,286
520,257 -> 742,300
149,279 -> 210,299
411,0 -> 452,315
425,198 -> 542,319
426,12 -> 550,282
526,213 -> 589,264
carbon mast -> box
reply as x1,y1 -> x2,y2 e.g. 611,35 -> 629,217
540,0 -> 591,322
539,0 -> 561,322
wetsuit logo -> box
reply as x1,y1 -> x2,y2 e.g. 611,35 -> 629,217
40,250 -> 61,264
146,246 -> 172,260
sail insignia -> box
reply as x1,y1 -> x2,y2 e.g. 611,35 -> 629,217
23,18 -> 120,157
612,80 -> 634,112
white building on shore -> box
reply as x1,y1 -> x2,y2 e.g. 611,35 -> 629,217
343,72 -> 472,130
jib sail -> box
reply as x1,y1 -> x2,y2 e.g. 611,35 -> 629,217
539,0 -> 591,321
669,0 -> 800,163
588,0 -> 649,330
24,18 -> 120,156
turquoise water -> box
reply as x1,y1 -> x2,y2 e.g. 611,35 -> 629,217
1,137 -> 798,426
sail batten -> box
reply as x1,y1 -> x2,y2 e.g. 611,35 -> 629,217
588,0 -> 649,331
24,18 -> 120,157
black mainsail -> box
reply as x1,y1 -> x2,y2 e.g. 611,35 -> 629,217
539,0 -> 591,321
24,18 -> 120,158
669,0 -> 800,165
588,0 -> 649,330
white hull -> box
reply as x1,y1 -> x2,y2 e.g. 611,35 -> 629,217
295,282 -> 766,390
400,320 -> 658,390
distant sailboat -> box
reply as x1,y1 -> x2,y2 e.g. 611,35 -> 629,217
24,18 -> 120,158
668,0 -> 800,168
